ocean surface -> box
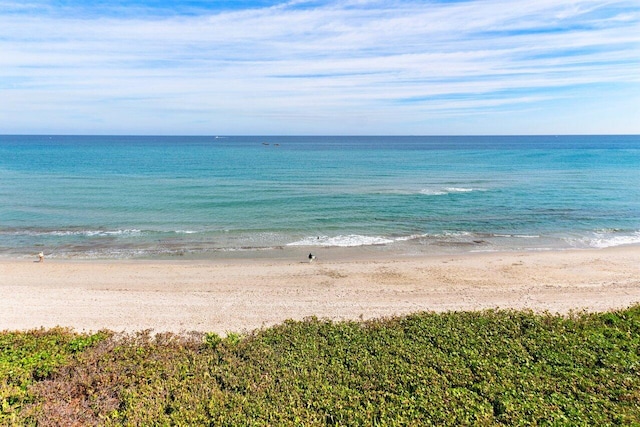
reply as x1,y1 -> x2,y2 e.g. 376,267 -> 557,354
1,135 -> 639,259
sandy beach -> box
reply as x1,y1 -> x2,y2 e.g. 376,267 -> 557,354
1,247 -> 639,335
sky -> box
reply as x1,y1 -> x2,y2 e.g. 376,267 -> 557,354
1,0 -> 639,135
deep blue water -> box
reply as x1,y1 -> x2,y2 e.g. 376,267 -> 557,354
1,135 -> 639,258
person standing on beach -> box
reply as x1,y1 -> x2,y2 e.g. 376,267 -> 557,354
38,252 -> 44,262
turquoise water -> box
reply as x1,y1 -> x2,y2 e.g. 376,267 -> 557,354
1,135 -> 639,258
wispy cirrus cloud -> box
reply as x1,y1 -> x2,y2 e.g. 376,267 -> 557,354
0,0 -> 638,134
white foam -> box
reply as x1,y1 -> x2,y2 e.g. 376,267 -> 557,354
436,231 -> 473,238
287,234 -> 394,247
445,187 -> 474,193
420,187 -> 485,196
419,189 -> 448,196
32,229 -> 143,237
584,231 -> 640,248
394,233 -> 429,242
2,229 -> 205,237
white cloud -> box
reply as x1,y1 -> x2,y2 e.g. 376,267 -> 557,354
0,0 -> 638,134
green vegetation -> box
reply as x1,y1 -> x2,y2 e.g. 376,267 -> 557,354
2,306 -> 639,425
0,328 -> 110,424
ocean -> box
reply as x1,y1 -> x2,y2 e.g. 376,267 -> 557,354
1,135 -> 639,259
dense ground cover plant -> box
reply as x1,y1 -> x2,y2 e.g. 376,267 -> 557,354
0,328 -> 109,424
1,306 -> 639,425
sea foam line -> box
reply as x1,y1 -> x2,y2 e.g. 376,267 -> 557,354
0,229 -> 143,237
0,229 -> 203,237
287,234 -> 394,247
420,187 -> 485,196
574,231 -> 640,249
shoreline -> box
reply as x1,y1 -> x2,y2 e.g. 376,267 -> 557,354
1,246 -> 639,334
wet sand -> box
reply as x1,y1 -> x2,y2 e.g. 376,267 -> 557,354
1,247 -> 639,334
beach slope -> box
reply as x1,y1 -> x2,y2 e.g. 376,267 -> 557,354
1,247 -> 639,334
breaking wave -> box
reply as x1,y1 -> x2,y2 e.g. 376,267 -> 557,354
568,230 -> 640,249
420,187 -> 485,196
287,235 -> 394,247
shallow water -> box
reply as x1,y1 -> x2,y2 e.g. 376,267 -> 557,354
1,135 -> 639,258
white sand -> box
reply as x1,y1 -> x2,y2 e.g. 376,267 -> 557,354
1,247 -> 639,334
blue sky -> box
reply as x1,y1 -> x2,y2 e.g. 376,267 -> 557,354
1,0 -> 639,135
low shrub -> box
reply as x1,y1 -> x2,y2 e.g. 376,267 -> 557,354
1,306 -> 638,425
0,328 -> 109,424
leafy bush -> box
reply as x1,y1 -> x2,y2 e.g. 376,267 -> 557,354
0,328 -> 109,424
1,306 -> 639,425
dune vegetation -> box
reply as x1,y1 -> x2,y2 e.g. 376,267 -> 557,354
2,305 -> 639,425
